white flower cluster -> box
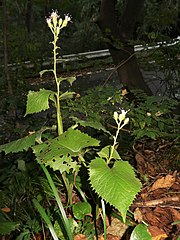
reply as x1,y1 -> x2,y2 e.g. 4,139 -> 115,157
46,10 -> 71,34
113,109 -> 129,126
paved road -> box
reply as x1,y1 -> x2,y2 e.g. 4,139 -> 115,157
72,67 -> 179,98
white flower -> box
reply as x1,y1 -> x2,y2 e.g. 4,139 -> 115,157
61,14 -> 71,28
65,15 -> 71,22
50,10 -> 59,19
46,18 -> 52,28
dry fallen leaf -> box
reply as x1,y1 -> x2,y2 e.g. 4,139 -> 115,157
122,88 -> 128,96
98,235 -> 104,240
148,226 -> 168,240
107,234 -> 120,240
74,234 -> 87,240
134,208 -> 143,223
107,218 -> 128,238
149,175 -> 175,191
1,207 -> 11,213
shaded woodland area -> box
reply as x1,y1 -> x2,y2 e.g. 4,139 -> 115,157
0,1 -> 180,240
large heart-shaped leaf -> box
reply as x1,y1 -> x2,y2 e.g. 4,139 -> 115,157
25,89 -> 56,116
89,158 -> 141,222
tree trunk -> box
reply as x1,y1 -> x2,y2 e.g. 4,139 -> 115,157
2,0 -> 16,117
96,0 -> 152,95
26,0 -> 32,34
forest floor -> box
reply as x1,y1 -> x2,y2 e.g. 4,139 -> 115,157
27,65 -> 180,240
1,63 -> 180,240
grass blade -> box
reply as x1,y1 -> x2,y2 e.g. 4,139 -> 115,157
101,199 -> 107,240
33,199 -> 59,240
40,164 -> 73,240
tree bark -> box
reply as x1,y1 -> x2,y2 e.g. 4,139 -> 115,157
26,0 -> 32,34
96,0 -> 152,95
3,0 -> 16,117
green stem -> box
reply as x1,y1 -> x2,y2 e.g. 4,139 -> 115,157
53,35 -> 63,135
61,172 -> 73,205
52,24 -> 72,211
56,83 -> 63,135
108,122 -> 121,164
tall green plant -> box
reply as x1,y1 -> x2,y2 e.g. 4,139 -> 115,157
0,10 -> 148,240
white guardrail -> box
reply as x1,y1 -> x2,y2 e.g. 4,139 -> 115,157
7,37 -> 180,70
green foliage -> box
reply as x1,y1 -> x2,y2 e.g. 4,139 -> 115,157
67,85 -> 179,141
72,202 -> 92,220
33,199 -> 59,240
0,222 -> 20,235
129,90 -> 179,140
25,89 -> 56,116
33,128 -> 100,173
130,224 -> 152,240
0,126 -> 56,154
0,133 -> 36,154
71,116 -> 111,134
4,4 -> 180,239
89,158 -> 141,222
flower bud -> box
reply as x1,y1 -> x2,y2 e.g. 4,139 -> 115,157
123,117 -> 129,125
56,26 -> 60,35
59,18 -> 63,27
113,111 -> 119,122
50,10 -> 59,28
46,18 -> 52,28
118,109 -> 127,122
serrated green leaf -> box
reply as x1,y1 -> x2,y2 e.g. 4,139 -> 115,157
0,133 -> 36,154
89,158 -> 141,222
130,224 -> 152,240
49,155 -> 79,173
71,117 -> 111,134
0,222 -> 20,235
25,89 -> 56,116
59,128 -> 100,152
72,202 -> 92,220
98,145 -> 121,160
60,91 -> 76,100
33,128 -> 99,172
39,69 -> 54,77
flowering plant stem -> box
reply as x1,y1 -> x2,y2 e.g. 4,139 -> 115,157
108,111 -> 129,164
52,27 -> 63,136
